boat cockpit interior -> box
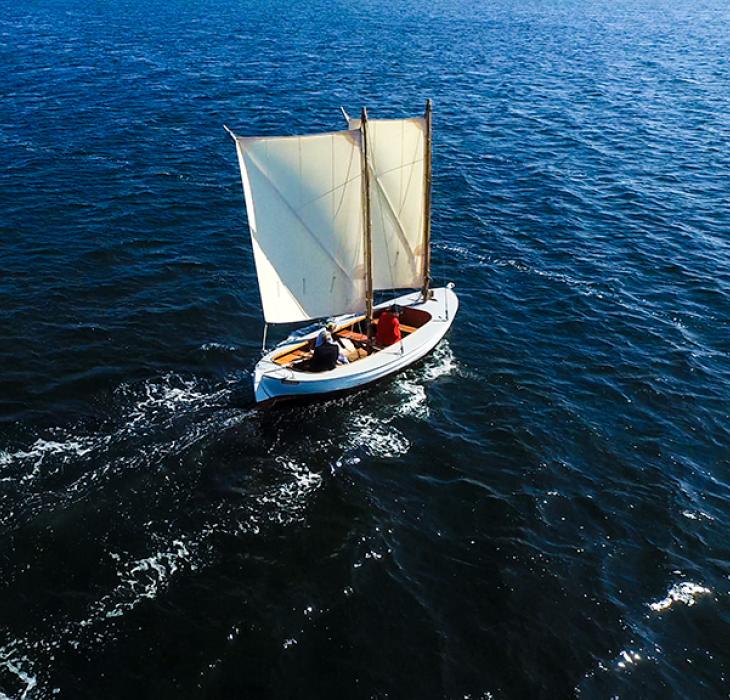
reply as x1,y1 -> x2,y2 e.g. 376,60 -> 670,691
272,306 -> 432,370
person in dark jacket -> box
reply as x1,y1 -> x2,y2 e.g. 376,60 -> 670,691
310,330 -> 349,372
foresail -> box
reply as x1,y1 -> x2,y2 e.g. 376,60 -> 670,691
233,130 -> 366,324
349,117 -> 427,291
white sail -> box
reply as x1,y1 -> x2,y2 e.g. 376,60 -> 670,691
233,129 -> 366,324
349,116 -> 427,290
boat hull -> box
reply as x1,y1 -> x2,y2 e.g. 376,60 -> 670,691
253,287 -> 458,406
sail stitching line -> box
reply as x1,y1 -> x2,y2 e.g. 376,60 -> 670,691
369,164 -> 415,263
372,157 -> 424,178
244,151 -> 358,285
396,138 -> 424,281
333,136 -> 357,220
371,155 -> 424,278
240,136 -> 362,210
397,139 -> 423,218
370,128 -> 398,294
252,238 -> 309,320
347,119 -> 423,281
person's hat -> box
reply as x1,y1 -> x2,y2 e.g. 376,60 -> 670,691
325,321 -> 337,332
390,304 -> 402,314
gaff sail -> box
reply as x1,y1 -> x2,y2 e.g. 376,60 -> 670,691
232,129 -> 367,324
348,116 -> 427,291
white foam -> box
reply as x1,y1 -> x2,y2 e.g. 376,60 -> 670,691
199,342 -> 238,352
393,381 -> 429,419
0,378 -> 268,695
649,582 -> 711,612
347,414 -> 411,458
53,539 -> 197,638
0,645 -> 38,700
1,438 -> 95,466
0,436 -> 102,482
1,373 -> 249,493
125,374 -> 231,426
259,458 -> 323,524
116,540 -> 191,604
0,537 -> 202,698
0,449 -> 324,697
681,510 -> 714,521
419,340 -> 458,382
338,340 -> 457,460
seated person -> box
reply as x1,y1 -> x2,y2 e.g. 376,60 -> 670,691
374,305 -> 402,347
310,330 -> 348,372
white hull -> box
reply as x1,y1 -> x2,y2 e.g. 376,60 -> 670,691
253,286 -> 458,405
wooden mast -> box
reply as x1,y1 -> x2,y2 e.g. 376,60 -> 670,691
421,98 -> 433,300
360,107 -> 374,331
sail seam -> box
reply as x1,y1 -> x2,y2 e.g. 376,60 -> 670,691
242,150 -> 357,283
369,166 -> 416,261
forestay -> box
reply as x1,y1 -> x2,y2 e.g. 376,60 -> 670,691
348,116 -> 427,291
233,130 -> 366,324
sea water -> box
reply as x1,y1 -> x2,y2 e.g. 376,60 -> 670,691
0,0 -> 728,697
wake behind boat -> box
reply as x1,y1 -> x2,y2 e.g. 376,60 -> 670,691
226,100 -> 458,406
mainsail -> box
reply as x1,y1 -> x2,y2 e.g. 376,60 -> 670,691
229,103 -> 432,326
232,129 -> 366,324
347,116 -> 427,291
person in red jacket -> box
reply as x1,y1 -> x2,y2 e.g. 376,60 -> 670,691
374,305 -> 402,347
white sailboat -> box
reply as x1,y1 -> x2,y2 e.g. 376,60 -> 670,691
226,101 -> 458,406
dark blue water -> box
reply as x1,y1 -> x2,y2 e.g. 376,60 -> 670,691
1,0 -> 729,697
